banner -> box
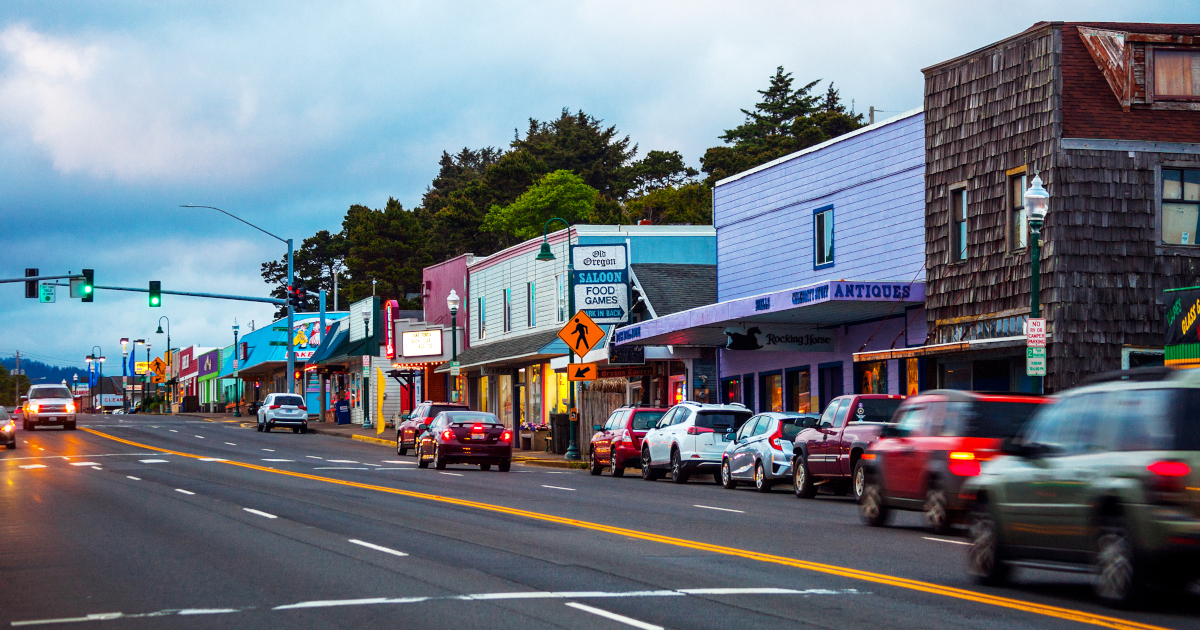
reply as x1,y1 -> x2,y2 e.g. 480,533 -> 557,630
1165,287 -> 1200,347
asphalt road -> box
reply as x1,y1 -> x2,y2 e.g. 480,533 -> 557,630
1,414 -> 1196,630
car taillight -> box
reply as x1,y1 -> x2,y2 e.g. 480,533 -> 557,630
686,426 -> 714,435
948,451 -> 981,476
768,422 -> 786,451
615,429 -> 630,444
1148,461 -> 1190,477
1147,460 -> 1190,504
269,404 -> 281,410
441,429 -> 454,441
500,430 -> 512,443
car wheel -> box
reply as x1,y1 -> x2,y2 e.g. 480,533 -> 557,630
670,449 -> 689,484
721,459 -> 737,489
480,463 -> 491,471
860,480 -> 890,527
291,427 -> 300,434
589,450 -> 603,476
852,461 -> 867,503
924,489 -> 952,534
793,455 -> 816,499
1095,515 -> 1143,607
263,424 -> 271,433
433,445 -> 447,470
397,438 -> 408,457
257,420 -> 263,432
23,421 -> 32,431
641,448 -> 662,481
416,445 -> 429,469
498,459 -> 511,472
968,508 -> 1009,585
6,440 -> 14,450
754,461 -> 771,493
611,457 -> 625,478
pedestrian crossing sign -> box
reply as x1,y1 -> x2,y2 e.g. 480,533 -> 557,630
558,310 -> 604,359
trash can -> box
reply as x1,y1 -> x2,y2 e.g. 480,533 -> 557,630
549,413 -> 570,455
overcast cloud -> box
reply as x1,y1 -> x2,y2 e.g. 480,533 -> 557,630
0,0 -> 1193,368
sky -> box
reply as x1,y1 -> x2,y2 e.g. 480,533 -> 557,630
1,0 -> 1195,370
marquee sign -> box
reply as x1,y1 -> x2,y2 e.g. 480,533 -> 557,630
402,330 -> 443,357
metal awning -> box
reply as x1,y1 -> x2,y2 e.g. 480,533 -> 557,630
614,279 -> 925,347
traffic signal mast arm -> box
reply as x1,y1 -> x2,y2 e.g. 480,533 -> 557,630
0,274 -> 85,284
41,281 -> 285,305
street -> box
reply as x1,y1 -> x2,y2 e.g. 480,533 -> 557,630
0,415 -> 1195,630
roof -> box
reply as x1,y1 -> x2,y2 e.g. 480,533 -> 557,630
631,264 -> 716,317
308,321 -> 347,365
438,330 -> 562,371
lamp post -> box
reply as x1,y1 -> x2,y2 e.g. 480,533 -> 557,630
88,346 -> 104,413
156,317 -> 170,410
1024,174 -> 1050,395
534,218 -> 580,460
134,339 -> 144,409
145,342 -> 152,405
232,318 -> 241,417
120,338 -> 129,412
361,307 -> 371,428
447,289 -> 460,403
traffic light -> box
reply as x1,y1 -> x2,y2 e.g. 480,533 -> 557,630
81,269 -> 94,302
149,281 -> 161,307
24,268 -> 38,299
294,281 -> 307,311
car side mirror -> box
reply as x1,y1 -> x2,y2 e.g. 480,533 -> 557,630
417,423 -> 429,432
592,424 -> 602,431
725,432 -> 736,441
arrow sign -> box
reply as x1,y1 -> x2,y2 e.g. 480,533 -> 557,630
558,310 -> 605,358
568,362 -> 598,382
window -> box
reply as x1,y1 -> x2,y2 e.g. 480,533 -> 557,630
1154,50 -> 1200,98
950,188 -> 968,261
630,411 -> 664,430
751,417 -> 771,436
478,297 -> 486,339
761,373 -> 782,412
503,288 -> 512,332
785,368 -> 810,413
527,282 -> 536,327
1162,168 -> 1200,245
1009,172 -> 1028,250
814,206 -> 834,268
555,275 -> 566,322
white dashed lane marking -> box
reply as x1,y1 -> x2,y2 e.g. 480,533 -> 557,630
175,489 -> 195,495
19,464 -> 46,469
69,462 -> 100,467
542,485 -> 576,491
139,459 -> 169,464
923,537 -> 971,546
348,539 -> 408,557
693,505 -> 744,514
262,459 -> 294,462
439,472 -> 463,477
243,508 -> 277,519
565,602 -> 662,630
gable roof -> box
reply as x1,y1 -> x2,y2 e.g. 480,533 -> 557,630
631,264 -> 717,317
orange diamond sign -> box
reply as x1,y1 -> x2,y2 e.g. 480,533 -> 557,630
558,310 -> 604,358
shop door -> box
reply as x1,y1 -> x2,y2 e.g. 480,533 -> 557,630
818,365 -> 843,412
741,375 -> 755,410
972,359 -> 1011,392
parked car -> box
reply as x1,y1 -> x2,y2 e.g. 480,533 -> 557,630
396,402 -> 469,455
791,394 -> 904,501
641,401 -> 753,483
721,412 -> 819,492
1,407 -> 16,449
963,369 -> 1200,606
23,385 -> 77,431
588,406 -> 669,476
257,393 -> 309,433
858,390 -> 1046,534
415,411 -> 512,471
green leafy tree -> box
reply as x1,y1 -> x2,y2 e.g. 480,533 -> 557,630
260,229 -> 347,318
513,109 -> 637,200
483,170 -> 600,243
628,150 -> 699,197
624,182 -> 713,226
341,198 -> 431,309
0,365 -> 32,408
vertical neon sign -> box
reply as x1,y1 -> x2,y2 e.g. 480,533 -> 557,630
385,299 -> 398,359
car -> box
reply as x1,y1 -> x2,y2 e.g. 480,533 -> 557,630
257,393 -> 309,433
588,406 -> 669,476
1,407 -> 16,449
414,411 -> 512,471
720,412 -> 819,492
791,394 -> 905,501
962,368 -> 1200,606
641,401 -> 753,483
396,402 -> 469,455
857,390 -> 1047,534
23,385 -> 77,430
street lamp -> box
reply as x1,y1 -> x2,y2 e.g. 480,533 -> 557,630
447,289 -> 460,403
145,341 -> 152,406
361,307 -> 371,428
120,338 -> 130,412
133,339 -> 145,410
87,346 -> 104,413
535,217 -> 580,460
232,318 -> 241,417
156,317 -> 171,411
1024,174 -> 1050,395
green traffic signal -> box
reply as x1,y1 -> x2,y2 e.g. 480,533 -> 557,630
149,280 -> 161,307
82,269 -> 94,302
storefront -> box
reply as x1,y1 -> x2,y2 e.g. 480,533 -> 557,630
196,349 -> 220,412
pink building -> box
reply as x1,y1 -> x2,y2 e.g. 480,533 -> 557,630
422,253 -> 473,350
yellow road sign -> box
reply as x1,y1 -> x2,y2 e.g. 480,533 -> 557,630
567,362 -> 599,382
149,357 -> 167,375
558,310 -> 604,358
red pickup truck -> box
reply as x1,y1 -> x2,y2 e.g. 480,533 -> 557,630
791,394 -> 904,501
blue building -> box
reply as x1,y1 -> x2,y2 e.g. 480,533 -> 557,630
615,110 -> 927,413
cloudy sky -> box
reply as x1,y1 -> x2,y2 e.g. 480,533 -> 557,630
0,0 -> 1193,369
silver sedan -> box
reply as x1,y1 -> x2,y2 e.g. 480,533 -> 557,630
720,412 -> 818,492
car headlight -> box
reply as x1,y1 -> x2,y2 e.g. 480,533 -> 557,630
65,403 -> 76,413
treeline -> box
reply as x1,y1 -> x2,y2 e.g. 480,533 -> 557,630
263,67 -> 864,316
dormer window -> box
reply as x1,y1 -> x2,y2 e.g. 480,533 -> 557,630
1155,50 -> 1200,99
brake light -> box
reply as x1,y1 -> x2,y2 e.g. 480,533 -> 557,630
949,451 -> 976,460
269,404 -> 282,410
686,426 -> 714,435
768,421 -> 786,451
500,430 -> 512,443
615,429 -> 631,444
472,424 -> 484,432
948,452 -> 981,476
441,429 -> 454,441
1148,461 -> 1190,477
1147,461 -> 1190,503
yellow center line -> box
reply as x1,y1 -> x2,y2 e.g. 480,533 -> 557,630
82,427 -> 1169,630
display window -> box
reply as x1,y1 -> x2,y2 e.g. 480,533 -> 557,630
786,369 -> 811,413
762,373 -> 783,412
855,361 -> 887,395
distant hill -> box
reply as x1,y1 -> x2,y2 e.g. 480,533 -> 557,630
0,358 -> 89,387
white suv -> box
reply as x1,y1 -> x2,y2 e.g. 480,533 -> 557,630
24,385 -> 77,431
641,401 -> 752,483
257,393 -> 309,433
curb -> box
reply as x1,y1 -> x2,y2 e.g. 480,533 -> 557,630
352,434 -> 394,447
517,459 -> 588,470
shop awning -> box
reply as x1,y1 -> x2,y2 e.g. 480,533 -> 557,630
614,279 -> 925,347
852,335 -> 1039,363
309,321 -> 347,365
435,330 -> 563,372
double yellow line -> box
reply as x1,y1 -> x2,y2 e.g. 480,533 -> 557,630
83,428 -> 1171,630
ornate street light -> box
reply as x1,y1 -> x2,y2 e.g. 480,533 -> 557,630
1024,174 -> 1050,394
447,289 -> 460,403
232,318 -> 241,417
535,217 -> 580,460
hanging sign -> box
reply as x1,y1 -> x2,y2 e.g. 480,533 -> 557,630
571,244 -> 630,324
39,283 -> 55,303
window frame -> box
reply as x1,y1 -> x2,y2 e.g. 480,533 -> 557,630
1151,47 -> 1200,102
478,297 -> 486,340
1160,166 -> 1200,247
949,185 -> 968,262
555,274 -> 565,323
527,281 -> 536,328
503,288 -> 512,333
813,205 -> 835,269
1007,168 -> 1028,252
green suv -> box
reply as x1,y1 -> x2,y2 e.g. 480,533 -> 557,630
963,368 -> 1200,606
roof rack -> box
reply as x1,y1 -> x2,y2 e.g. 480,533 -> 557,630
1076,366 -> 1174,388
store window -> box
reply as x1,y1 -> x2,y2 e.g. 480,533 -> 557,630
479,375 -> 489,413
761,373 -> 783,412
785,368 -> 811,413
478,297 -> 486,339
504,289 -> 512,332
951,187 -> 968,261
528,365 -> 543,424
527,282 -> 536,327
814,206 -> 834,268
855,361 -> 888,395
1154,50 -> 1200,98
498,374 -> 512,427
1163,168 -> 1200,245
905,358 -> 920,395
1009,172 -> 1028,251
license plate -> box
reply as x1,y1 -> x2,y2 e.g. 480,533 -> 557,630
471,433 -> 485,441
50,417 -> 59,421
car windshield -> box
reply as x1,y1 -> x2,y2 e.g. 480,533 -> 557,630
780,415 -> 818,441
854,398 -> 903,423
446,412 -> 501,425
967,401 -> 1043,438
30,387 -> 72,400
430,405 -> 468,416
630,411 -> 665,430
695,411 -> 752,432
274,395 -> 305,406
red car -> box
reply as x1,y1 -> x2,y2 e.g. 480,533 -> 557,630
858,390 -> 1048,534
589,406 -> 668,476
415,411 -> 513,471
396,402 -> 468,455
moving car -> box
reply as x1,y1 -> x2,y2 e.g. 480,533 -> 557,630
721,412 -> 819,492
415,411 -> 512,471
257,393 -> 309,433
23,385 -> 77,431
1,407 -> 15,449
641,401 -> 753,483
791,394 -> 904,501
964,369 -> 1200,606
397,402 -> 468,455
859,390 -> 1046,533
589,406 -> 668,476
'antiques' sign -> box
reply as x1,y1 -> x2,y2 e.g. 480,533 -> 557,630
723,327 -> 834,352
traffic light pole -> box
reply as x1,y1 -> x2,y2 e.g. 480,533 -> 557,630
287,238 -> 295,395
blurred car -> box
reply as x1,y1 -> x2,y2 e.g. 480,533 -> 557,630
859,390 -> 1046,533
641,401 -> 753,483
23,385 -> 77,431
963,368 -> 1200,606
721,412 -> 819,492
791,394 -> 904,501
397,402 -> 468,455
1,407 -> 16,449
415,411 -> 512,471
589,406 -> 668,476
257,393 -> 309,433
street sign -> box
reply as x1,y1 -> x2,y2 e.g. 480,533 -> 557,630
558,310 -> 605,358
135,361 -> 149,375
1026,318 -> 1046,348
450,361 -> 460,377
1026,347 -> 1046,376
567,362 -> 599,381
38,283 -> 55,303
148,357 -> 167,375
572,244 -> 630,324
599,365 -> 655,379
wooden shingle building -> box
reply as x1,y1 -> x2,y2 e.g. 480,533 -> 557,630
917,22 -> 1200,392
